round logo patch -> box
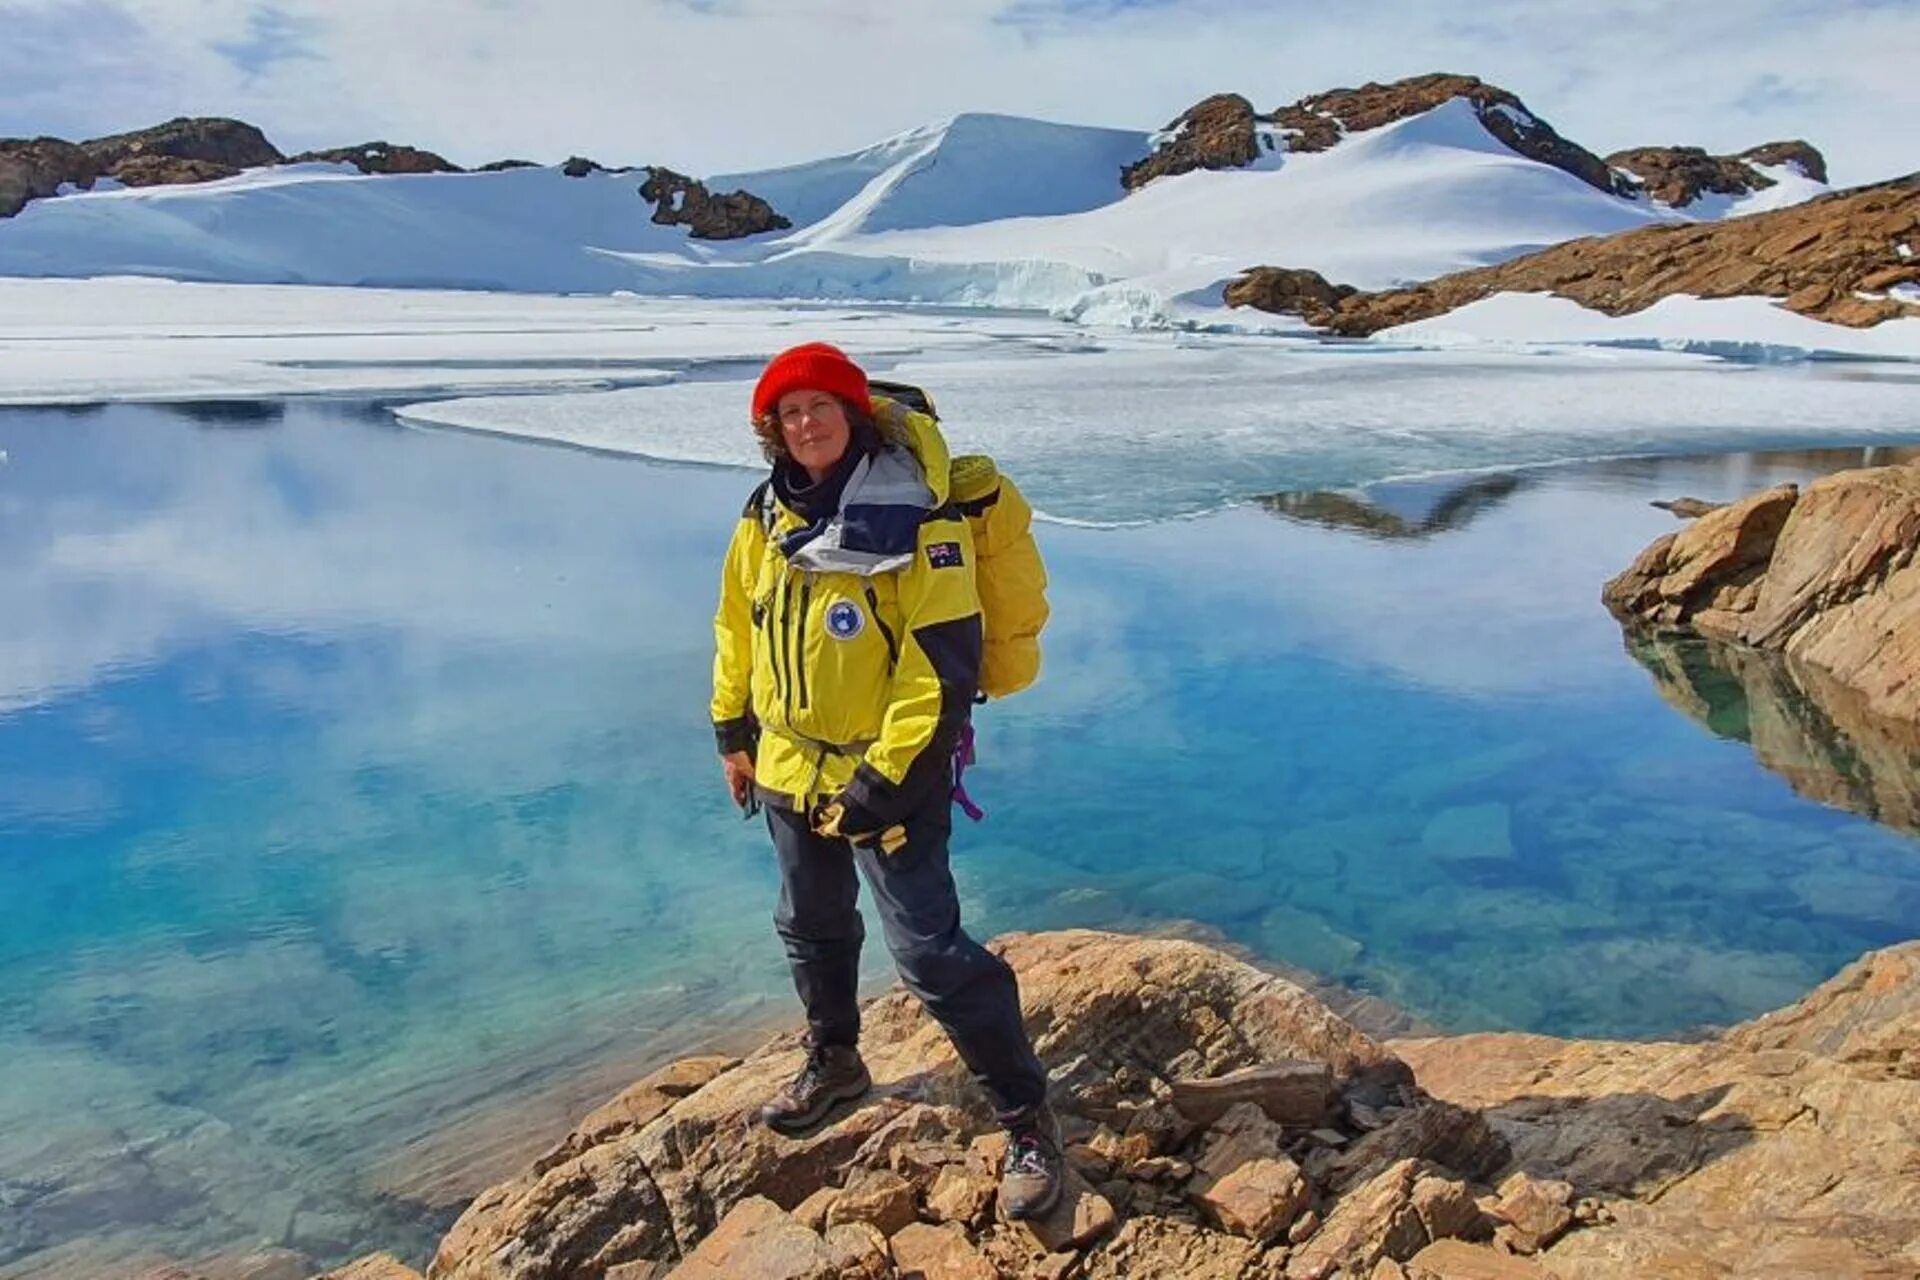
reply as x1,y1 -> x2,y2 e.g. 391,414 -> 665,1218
825,600 -> 865,641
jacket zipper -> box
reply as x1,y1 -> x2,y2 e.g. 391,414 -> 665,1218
865,584 -> 899,671
796,572 -> 814,710
778,569 -> 796,720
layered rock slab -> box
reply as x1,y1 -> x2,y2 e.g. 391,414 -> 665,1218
1605,456 -> 1920,726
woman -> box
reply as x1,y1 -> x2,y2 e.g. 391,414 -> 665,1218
710,342 -> 1062,1221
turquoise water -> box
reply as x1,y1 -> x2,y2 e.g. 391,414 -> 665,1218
3,400 -> 1919,1274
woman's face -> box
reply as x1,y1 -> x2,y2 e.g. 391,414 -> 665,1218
776,388 -> 853,477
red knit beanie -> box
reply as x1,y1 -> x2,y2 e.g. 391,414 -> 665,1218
751,342 -> 870,420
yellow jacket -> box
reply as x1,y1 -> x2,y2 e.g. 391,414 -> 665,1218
711,398 -> 982,822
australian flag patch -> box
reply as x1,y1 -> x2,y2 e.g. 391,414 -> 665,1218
925,541 -> 965,569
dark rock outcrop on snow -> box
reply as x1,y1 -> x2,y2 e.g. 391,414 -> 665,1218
289,142 -> 463,175
1123,73 -> 1625,197
1229,175 -> 1920,332
82,116 -> 284,172
0,137 -> 101,217
1606,140 -> 1829,208
1743,140 -> 1829,183
1121,93 -> 1268,190
1221,267 -> 1355,318
476,159 -> 539,172
3,116 -> 283,216
638,166 -> 791,240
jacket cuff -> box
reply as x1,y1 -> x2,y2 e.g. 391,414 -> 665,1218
714,716 -> 757,756
842,760 -> 906,827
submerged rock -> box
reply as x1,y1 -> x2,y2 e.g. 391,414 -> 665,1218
409,928 -> 1920,1279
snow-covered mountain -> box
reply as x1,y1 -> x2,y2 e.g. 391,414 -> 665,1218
0,84 -> 1841,328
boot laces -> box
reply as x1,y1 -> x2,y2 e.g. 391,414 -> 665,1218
1004,1127 -> 1056,1177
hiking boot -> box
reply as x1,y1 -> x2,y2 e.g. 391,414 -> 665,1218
997,1105 -> 1065,1221
757,1043 -> 871,1136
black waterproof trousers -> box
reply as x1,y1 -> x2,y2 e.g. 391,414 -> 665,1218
766,789 -> 1048,1126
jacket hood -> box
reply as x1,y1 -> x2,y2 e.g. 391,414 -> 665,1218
870,395 -> 951,508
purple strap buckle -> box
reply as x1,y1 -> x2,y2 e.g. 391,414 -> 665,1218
951,722 -> 985,822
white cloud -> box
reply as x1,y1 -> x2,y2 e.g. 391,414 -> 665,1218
1,0 -> 1914,185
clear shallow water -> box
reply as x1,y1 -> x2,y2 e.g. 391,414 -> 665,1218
3,402 -> 1919,1274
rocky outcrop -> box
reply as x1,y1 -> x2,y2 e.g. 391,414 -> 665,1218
1606,140 -> 1827,208
1743,140 -> 1829,183
637,167 -> 790,240
0,137 -> 101,217
352,927 -> 1920,1280
3,117 -> 284,216
1121,94 -> 1268,190
1393,942 -> 1920,1277
288,143 -> 462,175
1605,457 -> 1920,726
1123,74 -> 1622,196
1626,628 -> 1920,835
1232,174 -> 1920,332
82,116 -> 284,173
1222,267 -> 1356,319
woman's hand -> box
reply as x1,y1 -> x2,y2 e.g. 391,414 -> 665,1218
722,751 -> 756,807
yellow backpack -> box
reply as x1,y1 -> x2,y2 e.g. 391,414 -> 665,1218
872,381 -> 1049,699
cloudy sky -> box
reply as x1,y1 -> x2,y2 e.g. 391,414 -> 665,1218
2,0 -> 1915,186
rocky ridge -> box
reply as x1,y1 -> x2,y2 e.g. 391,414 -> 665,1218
287,143 -> 463,175
1606,140 -> 1828,208
1604,454 -> 1920,726
285,927 -> 1920,1280
0,121 -> 792,238
1229,174 -> 1920,331
0,116 -> 284,216
1122,74 -> 1624,195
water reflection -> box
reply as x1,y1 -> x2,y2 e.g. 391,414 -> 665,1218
1257,474 -> 1527,540
1627,629 -> 1920,836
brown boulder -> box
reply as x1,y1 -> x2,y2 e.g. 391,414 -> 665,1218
1605,458 -> 1920,726
1192,1154 -> 1311,1243
1222,268 -> 1356,324
1286,1159 -> 1484,1279
0,137 -> 100,217
637,167 -> 790,240
889,1220 -> 1000,1279
289,143 -> 463,175
1170,1060 -> 1338,1128
1601,483 -> 1801,632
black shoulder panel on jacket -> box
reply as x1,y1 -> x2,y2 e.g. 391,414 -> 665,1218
742,478 -> 772,520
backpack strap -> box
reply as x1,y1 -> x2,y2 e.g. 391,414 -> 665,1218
744,478 -> 775,535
